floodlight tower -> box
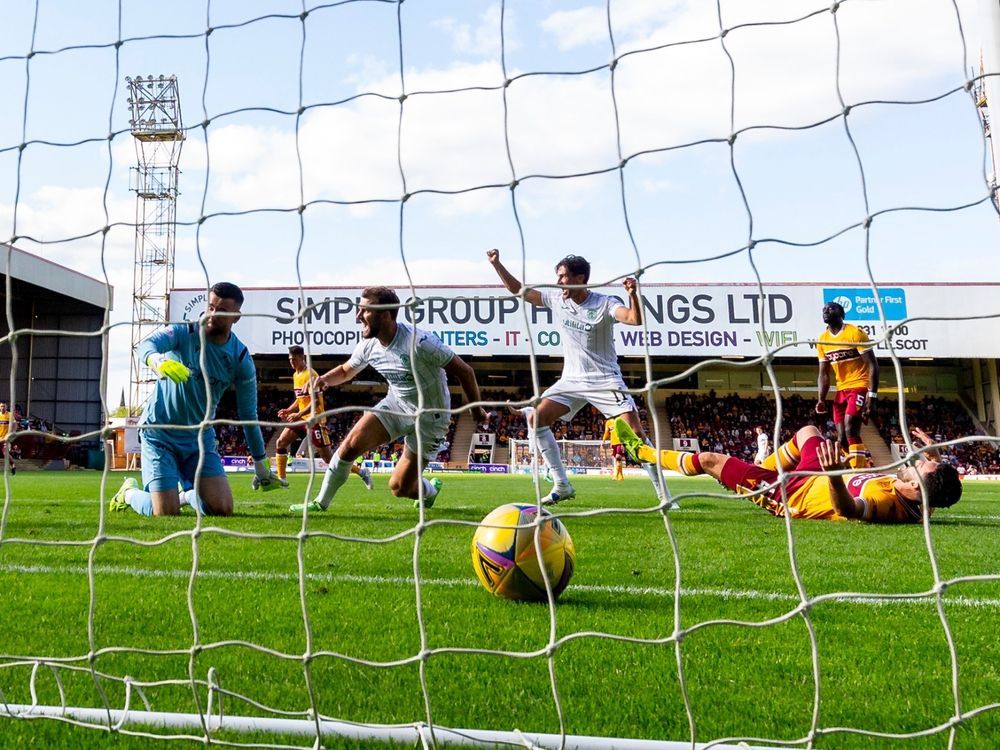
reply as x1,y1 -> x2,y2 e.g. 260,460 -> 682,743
979,0 -> 1000,215
974,58 -> 999,215
126,74 -> 184,410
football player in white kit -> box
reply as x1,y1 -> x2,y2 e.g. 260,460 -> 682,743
753,425 -> 769,465
487,249 -> 674,508
289,286 -> 486,514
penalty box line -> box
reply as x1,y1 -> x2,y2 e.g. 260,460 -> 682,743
2,563 -> 999,609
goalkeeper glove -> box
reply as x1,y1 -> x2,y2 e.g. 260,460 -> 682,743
146,352 -> 191,384
251,457 -> 288,492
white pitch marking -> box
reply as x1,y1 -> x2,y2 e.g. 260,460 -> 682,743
1,563 -> 998,608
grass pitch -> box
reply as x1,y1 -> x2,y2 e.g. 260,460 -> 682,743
1,469 -> 999,749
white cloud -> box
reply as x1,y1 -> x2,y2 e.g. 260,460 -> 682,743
304,256 -> 550,288
542,0 -> 701,51
431,5 -> 508,59
640,177 -> 676,193
184,0 -> 979,223
3,0 -> 994,405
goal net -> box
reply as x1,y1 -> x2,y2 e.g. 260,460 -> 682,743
2,1 -> 1000,749
509,438 -> 617,474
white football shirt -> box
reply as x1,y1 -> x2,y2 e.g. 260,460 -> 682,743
540,289 -> 624,379
755,432 -> 769,461
347,321 -> 454,413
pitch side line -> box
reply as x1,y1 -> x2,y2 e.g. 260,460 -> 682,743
2,563 -> 999,608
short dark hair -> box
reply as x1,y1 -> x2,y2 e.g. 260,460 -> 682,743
556,255 -> 591,283
361,286 -> 401,320
211,282 -> 244,307
824,301 -> 845,317
288,345 -> 305,357
924,463 -> 963,508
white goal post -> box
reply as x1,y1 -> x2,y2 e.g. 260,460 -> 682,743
509,438 -> 617,475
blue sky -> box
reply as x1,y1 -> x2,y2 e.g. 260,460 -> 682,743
0,0 -> 998,407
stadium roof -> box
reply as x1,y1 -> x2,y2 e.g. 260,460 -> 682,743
0,243 -> 112,310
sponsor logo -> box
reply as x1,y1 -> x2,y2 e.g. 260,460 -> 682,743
180,292 -> 208,321
468,463 -> 509,474
823,288 -> 907,321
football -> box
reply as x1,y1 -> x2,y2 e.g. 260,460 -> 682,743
471,503 -> 576,602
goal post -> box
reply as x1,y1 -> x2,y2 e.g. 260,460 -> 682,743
509,438 -> 618,475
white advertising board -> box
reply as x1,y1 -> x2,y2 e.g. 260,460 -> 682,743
169,283 -> 1000,359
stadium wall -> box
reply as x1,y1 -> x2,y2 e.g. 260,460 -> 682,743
0,244 -> 111,437
169,283 -> 999,470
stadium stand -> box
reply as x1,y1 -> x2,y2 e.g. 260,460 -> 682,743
871,395 -> 1000,473
663,392 -> 836,463
215,386 -> 460,466
211,386 -> 999,473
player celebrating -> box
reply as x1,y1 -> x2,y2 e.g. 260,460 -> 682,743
487,248 -> 673,507
615,418 -> 961,523
753,425 -> 769,466
289,286 -> 485,514
816,301 -> 880,469
110,282 -> 283,517
274,345 -> 372,490
0,402 -> 15,475
601,417 -> 625,481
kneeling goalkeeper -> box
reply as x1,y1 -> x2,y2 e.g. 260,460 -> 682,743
111,282 -> 283,517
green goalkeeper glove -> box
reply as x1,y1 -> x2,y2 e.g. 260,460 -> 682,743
251,457 -> 288,492
146,353 -> 191,384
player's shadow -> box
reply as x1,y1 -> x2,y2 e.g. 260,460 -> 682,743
929,516 -> 1000,528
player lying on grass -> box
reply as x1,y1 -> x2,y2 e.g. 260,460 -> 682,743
615,419 -> 961,522
111,282 -> 284,517
289,286 -> 485,514
275,345 -> 372,490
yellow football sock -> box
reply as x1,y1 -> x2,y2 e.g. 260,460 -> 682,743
657,449 -> 703,476
846,442 -> 869,469
276,453 -> 288,480
760,438 -> 801,472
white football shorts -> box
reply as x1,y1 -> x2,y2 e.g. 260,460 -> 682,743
372,394 -> 449,462
541,377 -> 637,421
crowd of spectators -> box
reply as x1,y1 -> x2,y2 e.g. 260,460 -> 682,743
478,388 -> 638,447
215,387 -> 457,464
664,391 -> 998,473
213,384 -> 1000,474
664,391 -> 835,464
871,395 -> 999,473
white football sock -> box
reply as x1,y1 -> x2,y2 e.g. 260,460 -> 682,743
644,462 -> 666,499
421,477 -> 439,499
179,489 -> 204,513
315,451 -> 353,510
532,425 -> 569,486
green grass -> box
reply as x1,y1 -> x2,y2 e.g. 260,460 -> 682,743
1,470 -> 999,749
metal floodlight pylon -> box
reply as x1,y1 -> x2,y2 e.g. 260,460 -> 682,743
126,74 -> 185,411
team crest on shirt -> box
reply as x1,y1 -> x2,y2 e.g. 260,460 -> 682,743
587,308 -> 598,320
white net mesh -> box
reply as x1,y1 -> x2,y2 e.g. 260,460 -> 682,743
2,1 -> 1000,748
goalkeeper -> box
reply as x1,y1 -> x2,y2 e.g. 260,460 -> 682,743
111,282 -> 284,517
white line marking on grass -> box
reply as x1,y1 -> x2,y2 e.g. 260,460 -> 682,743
3,564 -> 999,608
